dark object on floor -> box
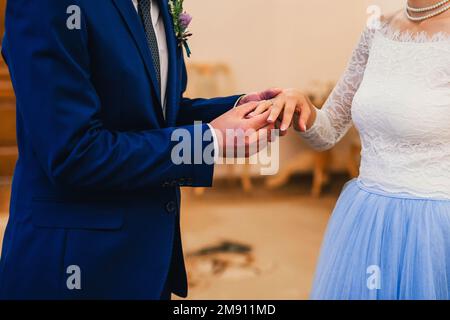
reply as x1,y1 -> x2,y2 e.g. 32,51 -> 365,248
190,241 -> 252,256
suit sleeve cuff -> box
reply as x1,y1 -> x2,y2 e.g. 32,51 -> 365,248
190,123 -> 216,187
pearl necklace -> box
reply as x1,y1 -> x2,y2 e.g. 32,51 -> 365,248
405,2 -> 450,21
407,0 -> 449,12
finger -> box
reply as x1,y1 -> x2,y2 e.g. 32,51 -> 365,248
268,123 -> 276,142
245,129 -> 269,157
257,128 -> 269,152
298,103 -> 312,132
273,119 -> 286,137
274,118 -> 282,130
260,88 -> 283,100
236,101 -> 259,117
244,130 -> 259,157
293,112 -> 301,131
267,98 -> 285,123
280,99 -> 296,132
247,100 -> 272,118
245,109 -> 271,130
272,119 -> 286,136
260,123 -> 276,142
234,129 -> 258,158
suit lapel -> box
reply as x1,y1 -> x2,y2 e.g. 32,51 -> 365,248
158,0 -> 179,126
112,0 -> 164,121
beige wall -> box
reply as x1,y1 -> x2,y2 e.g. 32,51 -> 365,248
184,0 -> 404,175
185,0 -> 403,93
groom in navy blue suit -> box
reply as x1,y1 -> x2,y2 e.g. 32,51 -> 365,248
0,0 -> 279,299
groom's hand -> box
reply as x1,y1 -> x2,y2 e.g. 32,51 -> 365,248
210,101 -> 275,158
237,88 -> 283,106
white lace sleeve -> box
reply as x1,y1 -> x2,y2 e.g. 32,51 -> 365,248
300,28 -> 375,151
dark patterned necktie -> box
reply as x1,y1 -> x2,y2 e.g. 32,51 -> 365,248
137,0 -> 161,90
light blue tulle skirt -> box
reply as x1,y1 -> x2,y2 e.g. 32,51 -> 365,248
311,179 -> 450,300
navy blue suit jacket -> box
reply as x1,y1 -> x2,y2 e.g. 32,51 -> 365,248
0,0 -> 239,299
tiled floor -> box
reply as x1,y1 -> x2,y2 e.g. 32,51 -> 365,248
0,177 -> 343,299
180,184 -> 336,300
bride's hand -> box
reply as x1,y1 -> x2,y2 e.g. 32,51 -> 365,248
248,89 -> 317,134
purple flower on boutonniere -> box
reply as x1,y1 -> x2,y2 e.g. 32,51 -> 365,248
179,12 -> 192,30
169,0 -> 193,57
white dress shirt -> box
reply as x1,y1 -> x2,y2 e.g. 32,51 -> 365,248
132,0 -> 222,159
132,0 -> 169,110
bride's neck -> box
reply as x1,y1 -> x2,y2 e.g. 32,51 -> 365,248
407,0 -> 445,7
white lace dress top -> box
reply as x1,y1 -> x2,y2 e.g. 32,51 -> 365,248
300,25 -> 450,199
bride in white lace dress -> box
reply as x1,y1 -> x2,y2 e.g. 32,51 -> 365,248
252,1 -> 450,299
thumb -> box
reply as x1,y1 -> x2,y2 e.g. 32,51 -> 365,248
260,88 -> 283,100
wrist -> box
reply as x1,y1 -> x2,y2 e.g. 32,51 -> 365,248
306,105 -> 317,130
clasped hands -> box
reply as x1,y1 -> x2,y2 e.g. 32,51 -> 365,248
210,88 -> 317,157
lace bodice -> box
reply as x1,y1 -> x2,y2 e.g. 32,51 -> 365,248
300,24 -> 450,199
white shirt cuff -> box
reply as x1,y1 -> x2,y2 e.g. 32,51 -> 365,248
234,95 -> 245,108
207,124 -> 220,163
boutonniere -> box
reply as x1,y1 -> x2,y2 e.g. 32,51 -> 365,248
168,0 -> 193,57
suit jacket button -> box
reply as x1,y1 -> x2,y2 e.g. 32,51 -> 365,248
166,201 -> 176,213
